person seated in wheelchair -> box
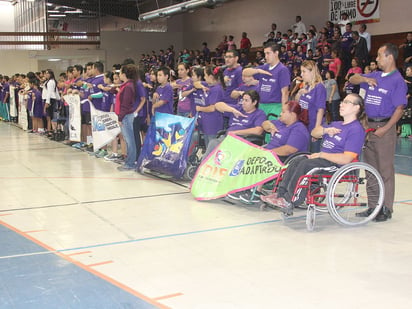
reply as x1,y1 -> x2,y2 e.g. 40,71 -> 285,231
228,100 -> 310,203
261,93 -> 367,215
202,90 -> 267,158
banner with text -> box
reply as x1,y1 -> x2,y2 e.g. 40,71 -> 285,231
329,0 -> 380,24
191,133 -> 285,200
90,102 -> 121,151
63,94 -> 81,142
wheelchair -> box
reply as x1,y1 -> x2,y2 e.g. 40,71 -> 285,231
260,152 -> 385,231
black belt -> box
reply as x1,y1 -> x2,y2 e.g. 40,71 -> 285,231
368,117 -> 390,123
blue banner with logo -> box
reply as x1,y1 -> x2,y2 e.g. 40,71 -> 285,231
137,112 -> 196,179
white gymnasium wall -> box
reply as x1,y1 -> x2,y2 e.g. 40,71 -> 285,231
180,0 -> 412,51
0,0 -> 410,74
0,2 -> 15,32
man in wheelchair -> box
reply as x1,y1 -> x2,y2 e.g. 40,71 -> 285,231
261,93 -> 367,215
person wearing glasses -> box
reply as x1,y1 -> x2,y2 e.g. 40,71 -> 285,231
261,93 -> 366,213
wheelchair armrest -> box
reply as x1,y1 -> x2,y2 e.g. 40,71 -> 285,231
216,130 -> 227,138
242,134 -> 265,146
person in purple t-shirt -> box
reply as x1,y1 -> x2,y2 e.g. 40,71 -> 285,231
262,93 -> 366,215
202,90 -> 265,158
230,69 -> 260,106
223,50 -> 243,107
349,43 -> 408,221
243,43 -> 291,118
152,67 -> 174,115
195,65 -> 225,146
296,60 -> 326,152
172,63 -> 192,117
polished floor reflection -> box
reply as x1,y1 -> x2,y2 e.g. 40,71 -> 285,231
0,122 -> 411,309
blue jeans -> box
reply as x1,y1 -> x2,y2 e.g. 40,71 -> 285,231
121,113 -> 137,168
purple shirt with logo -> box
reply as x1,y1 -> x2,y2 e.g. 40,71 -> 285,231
265,120 -> 309,152
198,84 -> 224,135
321,120 -> 365,156
226,106 -> 266,132
176,78 -> 193,113
256,63 -> 290,103
223,66 -> 243,106
360,71 -> 407,118
155,83 -> 174,114
298,83 -> 326,132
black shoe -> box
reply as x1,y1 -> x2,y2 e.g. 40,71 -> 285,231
355,208 -> 374,217
374,207 -> 392,222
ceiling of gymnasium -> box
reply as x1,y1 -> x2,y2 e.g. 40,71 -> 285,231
45,0 -> 229,21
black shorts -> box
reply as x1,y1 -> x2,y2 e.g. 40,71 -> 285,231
45,99 -> 58,119
81,111 -> 91,125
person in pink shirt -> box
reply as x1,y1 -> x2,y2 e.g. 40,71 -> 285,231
345,57 -> 363,81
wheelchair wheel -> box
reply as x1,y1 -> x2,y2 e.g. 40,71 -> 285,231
306,205 -> 316,231
326,162 -> 384,226
283,152 -> 311,165
183,163 -> 198,181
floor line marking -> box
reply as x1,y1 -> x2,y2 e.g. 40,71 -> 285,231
0,191 -> 190,213
153,293 -> 184,301
0,213 -> 13,217
0,219 -> 170,309
86,260 -> 114,267
65,251 -> 92,257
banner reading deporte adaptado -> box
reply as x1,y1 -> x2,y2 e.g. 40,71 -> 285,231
191,133 -> 285,200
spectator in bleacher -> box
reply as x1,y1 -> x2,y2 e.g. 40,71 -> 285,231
325,21 -> 334,38
240,32 -> 252,55
239,51 -> 250,67
264,23 -> 277,39
291,15 -> 307,38
202,42 -> 210,63
227,35 -> 237,51
306,30 -> 318,55
351,31 -> 369,69
217,35 -> 228,54
264,32 -> 276,45
337,12 -> 350,35
341,23 -> 354,74
369,60 -> 379,72
325,49 -> 342,82
255,50 -> 265,65
324,70 -> 341,121
358,23 -> 371,53
345,57 -> 363,81
399,32 -> 412,66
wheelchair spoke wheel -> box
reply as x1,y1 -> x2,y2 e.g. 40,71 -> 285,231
326,162 -> 384,226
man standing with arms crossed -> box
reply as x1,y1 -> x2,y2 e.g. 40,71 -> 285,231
350,43 -> 407,222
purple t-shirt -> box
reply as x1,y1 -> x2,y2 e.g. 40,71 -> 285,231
360,71 -> 408,118
89,74 -> 105,110
188,81 -> 208,116
256,63 -> 291,103
265,120 -> 309,152
226,106 -> 266,132
81,77 -> 93,113
155,83 -> 174,114
134,81 -> 147,117
176,78 -> 193,113
198,84 -> 224,135
298,83 -> 327,132
223,66 -> 243,106
101,91 -> 113,112
321,120 -> 365,156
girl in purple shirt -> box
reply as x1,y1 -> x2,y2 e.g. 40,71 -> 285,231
172,63 -> 193,117
296,60 -> 326,152
196,65 -> 225,146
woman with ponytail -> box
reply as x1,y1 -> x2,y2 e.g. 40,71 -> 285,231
195,65 -> 225,146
